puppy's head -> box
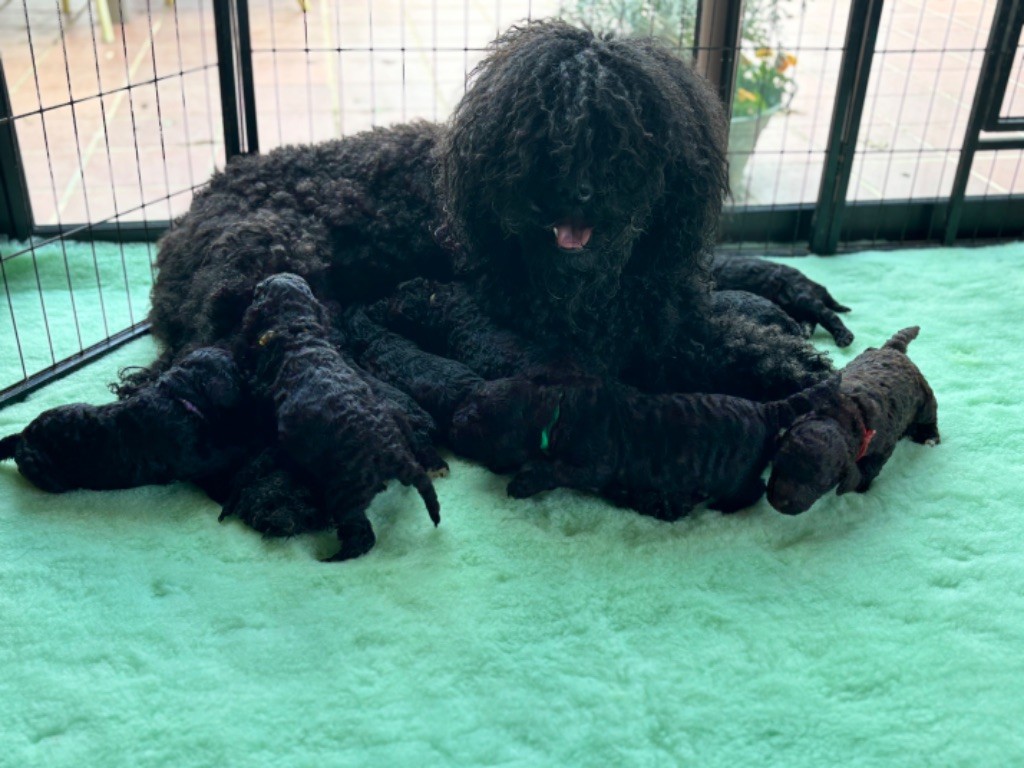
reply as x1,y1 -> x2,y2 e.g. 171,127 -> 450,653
385,278 -> 452,330
767,417 -> 852,515
162,347 -> 245,413
242,273 -> 327,345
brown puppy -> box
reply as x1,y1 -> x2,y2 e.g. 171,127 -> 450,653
767,327 -> 939,515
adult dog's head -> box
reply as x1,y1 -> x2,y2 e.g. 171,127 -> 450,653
441,21 -> 728,354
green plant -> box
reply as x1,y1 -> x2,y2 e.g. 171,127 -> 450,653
732,47 -> 796,118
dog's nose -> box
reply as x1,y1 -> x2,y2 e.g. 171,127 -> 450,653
576,183 -> 593,204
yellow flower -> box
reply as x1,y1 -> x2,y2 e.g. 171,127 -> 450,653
737,88 -> 758,103
755,47 -> 773,59
778,53 -> 798,72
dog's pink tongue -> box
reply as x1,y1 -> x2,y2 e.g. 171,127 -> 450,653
554,222 -> 593,250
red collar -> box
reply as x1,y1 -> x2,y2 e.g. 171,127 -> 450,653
855,427 -> 877,461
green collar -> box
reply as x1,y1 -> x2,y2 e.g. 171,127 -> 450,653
539,403 -> 562,453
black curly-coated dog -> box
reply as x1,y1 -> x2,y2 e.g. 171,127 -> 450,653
1,348 -> 253,493
62,20 -> 854,548
450,375 -> 840,520
342,307 -> 568,474
240,273 -> 443,561
767,327 -> 939,515
379,279 -> 821,394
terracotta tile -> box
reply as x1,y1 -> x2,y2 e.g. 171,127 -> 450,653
968,151 -> 1024,195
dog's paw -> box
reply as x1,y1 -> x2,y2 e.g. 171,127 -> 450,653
324,519 -> 376,562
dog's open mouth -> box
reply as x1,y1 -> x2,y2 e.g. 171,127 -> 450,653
552,219 -> 593,251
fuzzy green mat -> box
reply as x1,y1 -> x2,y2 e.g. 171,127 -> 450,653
2,240 -> 1023,766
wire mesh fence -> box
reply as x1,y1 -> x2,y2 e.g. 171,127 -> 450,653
1,0 -> 1022,405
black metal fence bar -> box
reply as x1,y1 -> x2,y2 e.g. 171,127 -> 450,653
236,0 -> 260,155
810,0 -> 886,255
2,186 -> 200,262
694,0 -> 744,122
722,196 -> 1022,250
944,0 -> 1024,244
212,0 -> 245,158
983,0 -> 1024,130
0,58 -> 33,240
205,0 -> 259,153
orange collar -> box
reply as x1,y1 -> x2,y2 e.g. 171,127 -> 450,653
855,428 -> 877,461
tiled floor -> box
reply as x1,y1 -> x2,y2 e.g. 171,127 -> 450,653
1,0 -> 1022,228
738,0 -> 1024,205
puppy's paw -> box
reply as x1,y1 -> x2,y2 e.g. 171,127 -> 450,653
324,519 -> 376,561
507,463 -> 559,499
428,464 -> 450,479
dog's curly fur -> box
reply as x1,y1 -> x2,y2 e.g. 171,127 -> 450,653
711,289 -> 806,340
377,278 -> 819,429
1,348 -> 253,492
767,327 -> 939,515
450,375 -> 840,520
442,24 -> 726,370
240,274 -> 443,560
343,306 -> 489,431
710,254 -> 855,347
372,278 -> 534,379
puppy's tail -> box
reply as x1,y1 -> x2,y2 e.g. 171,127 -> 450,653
0,433 -> 20,462
883,326 -> 920,355
763,375 -> 841,433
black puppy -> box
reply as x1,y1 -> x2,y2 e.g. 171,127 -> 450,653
241,273 -> 443,561
451,376 -> 840,521
711,254 -> 854,347
1,347 -> 252,492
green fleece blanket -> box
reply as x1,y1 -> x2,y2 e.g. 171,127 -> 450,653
1,239 -> 1023,766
